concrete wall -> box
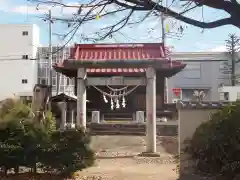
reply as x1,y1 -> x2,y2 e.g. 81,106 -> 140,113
218,86 -> 240,101
179,109 -> 216,148
0,24 -> 39,100
179,108 -> 218,175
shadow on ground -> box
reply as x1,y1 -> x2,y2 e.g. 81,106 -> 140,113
0,173 -> 65,180
177,174 -> 214,180
157,136 -> 178,155
96,155 -> 135,159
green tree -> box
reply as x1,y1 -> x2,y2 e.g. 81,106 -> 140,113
224,34 -> 240,86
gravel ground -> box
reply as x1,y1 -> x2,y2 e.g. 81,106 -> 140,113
74,136 -> 179,180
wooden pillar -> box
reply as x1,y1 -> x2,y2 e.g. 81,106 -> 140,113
71,110 -> 74,125
156,76 -> 165,109
59,102 -> 67,130
165,78 -> 168,103
74,77 -> 77,96
146,67 -> 157,153
76,68 -> 87,129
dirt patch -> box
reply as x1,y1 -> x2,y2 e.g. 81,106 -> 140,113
75,158 -> 178,180
75,135 -> 179,180
91,135 -> 178,156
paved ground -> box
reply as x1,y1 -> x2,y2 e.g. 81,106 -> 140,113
74,136 -> 179,180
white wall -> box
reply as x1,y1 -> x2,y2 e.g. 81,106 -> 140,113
219,86 -> 240,101
0,24 -> 40,100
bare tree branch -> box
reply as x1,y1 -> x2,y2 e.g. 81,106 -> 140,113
30,0 -> 240,29
28,0 -> 110,8
45,0 -> 109,53
98,6 -> 136,39
114,0 -> 239,28
29,0 -> 240,48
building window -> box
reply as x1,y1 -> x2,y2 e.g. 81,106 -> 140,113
22,31 -> 28,36
52,77 -> 56,86
40,79 -> 47,85
220,92 -> 224,101
181,89 -> 208,101
22,79 -> 28,84
220,92 -> 229,101
67,78 -> 70,85
52,85 -> 56,91
22,55 -> 28,59
38,63 -> 48,77
237,92 -> 240,100
183,63 -> 201,79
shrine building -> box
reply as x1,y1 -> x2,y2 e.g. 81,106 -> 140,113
53,43 -> 186,122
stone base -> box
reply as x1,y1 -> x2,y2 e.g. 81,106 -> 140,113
138,152 -> 161,157
65,123 -> 75,129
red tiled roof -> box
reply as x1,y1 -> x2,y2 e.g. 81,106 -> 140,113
68,43 -> 166,74
70,43 -> 166,60
54,43 -> 185,76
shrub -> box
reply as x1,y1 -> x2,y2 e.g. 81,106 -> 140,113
43,111 -> 56,133
0,119 -> 25,174
186,102 -> 240,180
21,119 -> 50,173
0,98 -> 18,119
0,98 -> 95,177
41,128 -> 95,177
0,99 -> 50,174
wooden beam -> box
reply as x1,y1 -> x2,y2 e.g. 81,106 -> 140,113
86,76 -> 146,86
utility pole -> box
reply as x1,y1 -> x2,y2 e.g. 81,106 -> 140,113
161,13 -> 165,47
231,35 -> 235,86
226,34 -> 240,86
48,9 -> 53,108
41,9 -> 53,109
161,13 -> 169,103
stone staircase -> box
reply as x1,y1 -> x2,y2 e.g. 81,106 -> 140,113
87,123 -> 177,136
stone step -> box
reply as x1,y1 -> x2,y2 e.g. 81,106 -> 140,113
90,131 -> 145,136
87,123 -> 178,136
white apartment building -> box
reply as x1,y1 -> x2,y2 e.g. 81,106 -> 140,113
0,24 -> 39,101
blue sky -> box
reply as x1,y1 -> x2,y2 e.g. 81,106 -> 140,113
0,0 -> 239,52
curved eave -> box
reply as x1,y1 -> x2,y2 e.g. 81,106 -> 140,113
53,63 -> 186,78
53,64 -> 76,77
